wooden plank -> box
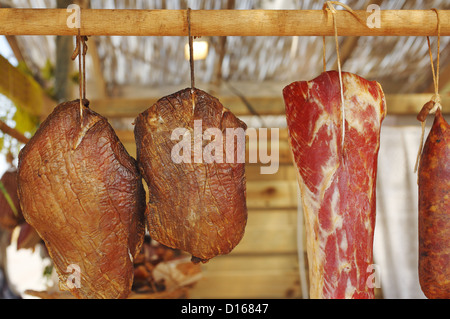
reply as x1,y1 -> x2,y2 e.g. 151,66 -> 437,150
245,164 -> 297,182
246,180 -> 298,209
1,9 -> 450,36
90,97 -> 157,118
233,209 -> 299,254
385,93 -> 450,115
92,92 -> 450,118
5,35 -> 25,62
89,95 -> 286,118
189,254 -> 303,299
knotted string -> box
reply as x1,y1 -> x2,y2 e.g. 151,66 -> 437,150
322,1 -> 370,151
71,28 -> 88,121
414,9 -> 441,173
187,8 -> 196,112
322,1 -> 365,72
323,2 -> 356,150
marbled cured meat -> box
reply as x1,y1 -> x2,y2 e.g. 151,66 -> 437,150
17,100 -> 146,299
134,88 -> 247,263
283,71 -> 386,299
418,109 -> 450,299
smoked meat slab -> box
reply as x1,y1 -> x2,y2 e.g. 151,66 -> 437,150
283,71 -> 386,299
17,100 -> 146,299
134,88 -> 247,263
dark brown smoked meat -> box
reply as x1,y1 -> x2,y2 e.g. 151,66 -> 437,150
0,168 -> 24,231
134,88 -> 247,263
418,109 -> 450,299
17,99 -> 146,299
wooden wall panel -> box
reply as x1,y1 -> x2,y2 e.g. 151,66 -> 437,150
189,162 -> 303,299
231,209 -> 299,255
118,128 -> 303,299
189,254 -> 303,299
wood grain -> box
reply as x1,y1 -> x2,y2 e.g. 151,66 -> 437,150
0,9 -> 449,36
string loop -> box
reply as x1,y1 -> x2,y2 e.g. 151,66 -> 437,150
71,26 -> 88,120
322,1 -> 366,72
187,8 -> 196,112
414,9 -> 441,173
323,1 -> 346,150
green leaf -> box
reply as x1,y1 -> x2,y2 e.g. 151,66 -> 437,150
12,106 -> 38,136
0,180 -> 19,217
16,61 -> 33,77
41,59 -> 54,81
43,265 -> 53,279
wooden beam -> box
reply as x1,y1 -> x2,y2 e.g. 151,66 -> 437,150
4,35 -> 25,62
189,254 -> 302,298
78,0 -> 108,99
385,93 -> 450,115
330,0 -> 384,70
89,93 -> 450,118
0,9 -> 449,36
0,119 -> 29,144
88,95 -> 287,118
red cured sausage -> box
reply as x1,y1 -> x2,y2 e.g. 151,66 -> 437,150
418,109 -> 450,299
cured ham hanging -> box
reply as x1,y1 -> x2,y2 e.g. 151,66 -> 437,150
17,100 -> 146,299
134,88 -> 248,263
283,71 -> 386,299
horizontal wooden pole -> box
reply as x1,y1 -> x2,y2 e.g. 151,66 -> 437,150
85,93 -> 450,119
0,119 -> 29,144
0,9 -> 449,36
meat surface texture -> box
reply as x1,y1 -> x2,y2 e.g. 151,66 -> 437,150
283,71 -> 386,299
418,109 -> 450,299
0,168 -> 24,230
17,100 -> 146,299
134,88 -> 247,263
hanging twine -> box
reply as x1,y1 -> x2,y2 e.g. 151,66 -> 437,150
322,1 -> 366,72
414,9 -> 441,173
322,1 -> 365,150
187,8 -> 196,113
71,28 -> 88,121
